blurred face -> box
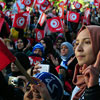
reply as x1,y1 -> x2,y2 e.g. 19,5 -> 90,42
11,62 -> 19,72
34,48 -> 42,56
17,39 -> 24,50
24,84 -> 41,100
40,40 -> 46,49
75,29 -> 95,66
61,45 -> 68,56
56,39 -> 63,49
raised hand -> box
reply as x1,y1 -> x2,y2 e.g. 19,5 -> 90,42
82,51 -> 100,88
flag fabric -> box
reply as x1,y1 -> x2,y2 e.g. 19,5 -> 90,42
29,56 -> 43,66
0,1 -> 6,9
67,11 -> 80,23
13,13 -> 27,29
0,39 -> 16,71
58,6 -> 64,19
0,18 -> 4,32
35,28 -> 45,42
22,0 -> 34,7
74,2 -> 82,9
47,17 -> 63,32
64,0 -> 68,5
35,0 -> 46,5
58,1 -> 64,6
38,12 -> 46,26
39,5 -> 50,12
16,2 -> 21,13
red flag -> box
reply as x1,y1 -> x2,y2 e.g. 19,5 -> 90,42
35,28 -> 45,42
39,5 -> 50,12
74,2 -> 82,9
47,17 -> 63,32
64,0 -> 68,5
38,12 -> 46,26
16,2 -> 21,13
0,39 -> 16,71
58,6 -> 64,19
58,1 -> 64,6
42,0 -> 51,6
22,0 -> 34,7
29,56 -> 42,66
35,0 -> 46,5
67,11 -> 80,23
0,18 -> 4,32
13,13 -> 27,29
0,1 -> 6,9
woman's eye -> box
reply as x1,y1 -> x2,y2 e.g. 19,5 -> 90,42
85,41 -> 91,44
75,42 -> 79,46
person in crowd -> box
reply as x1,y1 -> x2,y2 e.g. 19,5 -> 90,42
71,25 -> 100,100
40,36 -> 61,67
24,72 -> 64,100
16,37 -> 32,56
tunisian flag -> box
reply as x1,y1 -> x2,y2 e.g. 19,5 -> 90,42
35,0 -> 46,5
67,11 -> 80,23
74,2 -> 82,9
22,0 -> 34,7
47,17 -> 63,32
13,13 -> 27,29
0,39 -> 16,71
35,28 -> 45,42
58,6 -> 64,19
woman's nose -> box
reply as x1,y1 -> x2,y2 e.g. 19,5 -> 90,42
76,43 -> 83,52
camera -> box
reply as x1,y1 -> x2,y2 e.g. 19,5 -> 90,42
8,76 -> 24,87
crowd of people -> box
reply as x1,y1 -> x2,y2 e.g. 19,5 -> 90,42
0,0 -> 100,100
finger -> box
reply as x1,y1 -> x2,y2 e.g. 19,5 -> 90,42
94,51 -> 100,71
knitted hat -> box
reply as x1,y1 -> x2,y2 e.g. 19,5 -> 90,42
34,72 -> 64,100
32,43 -> 44,54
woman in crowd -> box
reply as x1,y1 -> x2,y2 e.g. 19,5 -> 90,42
25,25 -> 100,100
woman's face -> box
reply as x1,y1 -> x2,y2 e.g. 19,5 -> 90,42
61,45 -> 68,56
33,48 -> 42,56
11,62 -> 19,72
40,40 -> 46,49
17,39 -> 24,50
75,29 -> 95,66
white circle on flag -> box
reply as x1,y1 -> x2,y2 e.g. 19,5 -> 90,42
17,17 -> 25,26
76,3 -> 80,8
50,19 -> 59,28
0,3 -> 4,8
70,13 -> 77,21
37,0 -> 44,4
37,31 -> 42,40
24,0 -> 31,5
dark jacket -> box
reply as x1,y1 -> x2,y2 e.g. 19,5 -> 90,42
84,84 -> 100,100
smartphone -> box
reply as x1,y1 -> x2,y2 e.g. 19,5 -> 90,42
38,64 -> 50,73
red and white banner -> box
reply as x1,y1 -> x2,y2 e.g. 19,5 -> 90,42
16,2 -> 21,13
0,1 -> 6,9
22,0 -> 34,7
47,17 -> 63,32
67,11 -> 80,23
64,0 -> 68,5
36,0 -> 46,5
59,6 -> 64,19
4,10 -> 11,17
38,13 -> 46,26
74,2 -> 82,9
35,28 -> 45,42
42,0 -> 51,6
29,56 -> 42,66
13,13 -> 27,29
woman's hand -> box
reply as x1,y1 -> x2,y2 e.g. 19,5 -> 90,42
82,51 -> 100,88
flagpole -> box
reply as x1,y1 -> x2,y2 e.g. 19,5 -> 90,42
15,58 -> 39,84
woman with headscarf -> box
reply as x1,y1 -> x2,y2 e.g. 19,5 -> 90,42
71,25 -> 100,100
55,42 -> 75,98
